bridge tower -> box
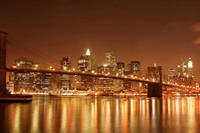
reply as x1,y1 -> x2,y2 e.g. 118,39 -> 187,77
147,66 -> 163,97
0,32 -> 8,95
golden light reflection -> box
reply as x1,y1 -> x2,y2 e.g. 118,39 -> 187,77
151,98 -> 156,129
1,96 -> 200,133
46,103 -> 53,133
187,97 -> 196,133
91,98 -> 98,133
13,105 -> 21,133
60,101 -> 67,133
123,99 -> 128,133
140,99 -> 146,128
105,100 -> 111,133
175,98 -> 180,120
115,98 -> 119,130
31,104 -> 39,133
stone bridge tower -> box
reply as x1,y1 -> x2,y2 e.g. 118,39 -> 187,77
147,66 -> 163,97
0,32 -> 8,95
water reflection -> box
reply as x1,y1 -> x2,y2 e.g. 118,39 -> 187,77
0,96 -> 200,133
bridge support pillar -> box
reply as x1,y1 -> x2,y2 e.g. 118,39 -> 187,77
147,83 -> 162,97
147,66 -> 163,97
0,32 -> 8,95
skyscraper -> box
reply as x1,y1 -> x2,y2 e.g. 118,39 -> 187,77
11,57 -> 39,93
176,58 -> 194,78
59,57 -> 72,90
78,48 -> 96,71
104,52 -> 117,68
13,57 -> 39,69
168,68 -> 176,82
130,61 -> 141,73
77,49 -> 96,90
187,58 -> 193,78
60,57 -> 71,70
116,62 -> 125,75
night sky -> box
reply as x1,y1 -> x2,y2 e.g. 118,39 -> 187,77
1,0 -> 200,75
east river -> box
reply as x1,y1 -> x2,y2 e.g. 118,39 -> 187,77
0,96 -> 200,133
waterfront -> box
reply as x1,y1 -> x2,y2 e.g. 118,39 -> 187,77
0,96 -> 200,133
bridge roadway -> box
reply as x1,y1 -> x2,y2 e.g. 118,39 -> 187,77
4,68 -> 183,88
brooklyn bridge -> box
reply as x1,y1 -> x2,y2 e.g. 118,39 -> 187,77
0,32 -> 198,98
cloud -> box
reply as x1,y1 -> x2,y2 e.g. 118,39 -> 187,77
193,23 -> 200,32
194,37 -> 200,46
192,23 -> 200,46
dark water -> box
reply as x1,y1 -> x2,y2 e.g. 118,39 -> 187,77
0,96 -> 200,133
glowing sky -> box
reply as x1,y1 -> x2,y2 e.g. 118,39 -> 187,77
1,0 -> 200,75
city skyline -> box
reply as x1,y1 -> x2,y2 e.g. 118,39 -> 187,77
11,48 -> 196,80
1,0 -> 200,74
10,48 -> 194,71
1,2 -> 200,132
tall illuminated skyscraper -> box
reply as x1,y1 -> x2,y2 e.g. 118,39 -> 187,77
176,57 -> 194,78
187,57 -> 193,78
116,62 -> 125,75
175,57 -> 194,85
105,52 -> 117,68
78,48 -> 96,71
168,68 -> 176,82
60,57 -> 72,90
85,48 -> 91,56
77,49 -> 96,90
188,58 -> 193,68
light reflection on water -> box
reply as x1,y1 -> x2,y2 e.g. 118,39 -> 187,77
0,96 -> 200,133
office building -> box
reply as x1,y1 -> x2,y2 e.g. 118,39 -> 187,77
130,61 -> 141,73
60,57 -> 71,70
78,48 -> 96,71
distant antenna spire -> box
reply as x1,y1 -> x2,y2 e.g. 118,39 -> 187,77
188,57 -> 193,68
86,48 -> 91,56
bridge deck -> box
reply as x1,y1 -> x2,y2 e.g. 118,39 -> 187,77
1,68 -> 190,88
